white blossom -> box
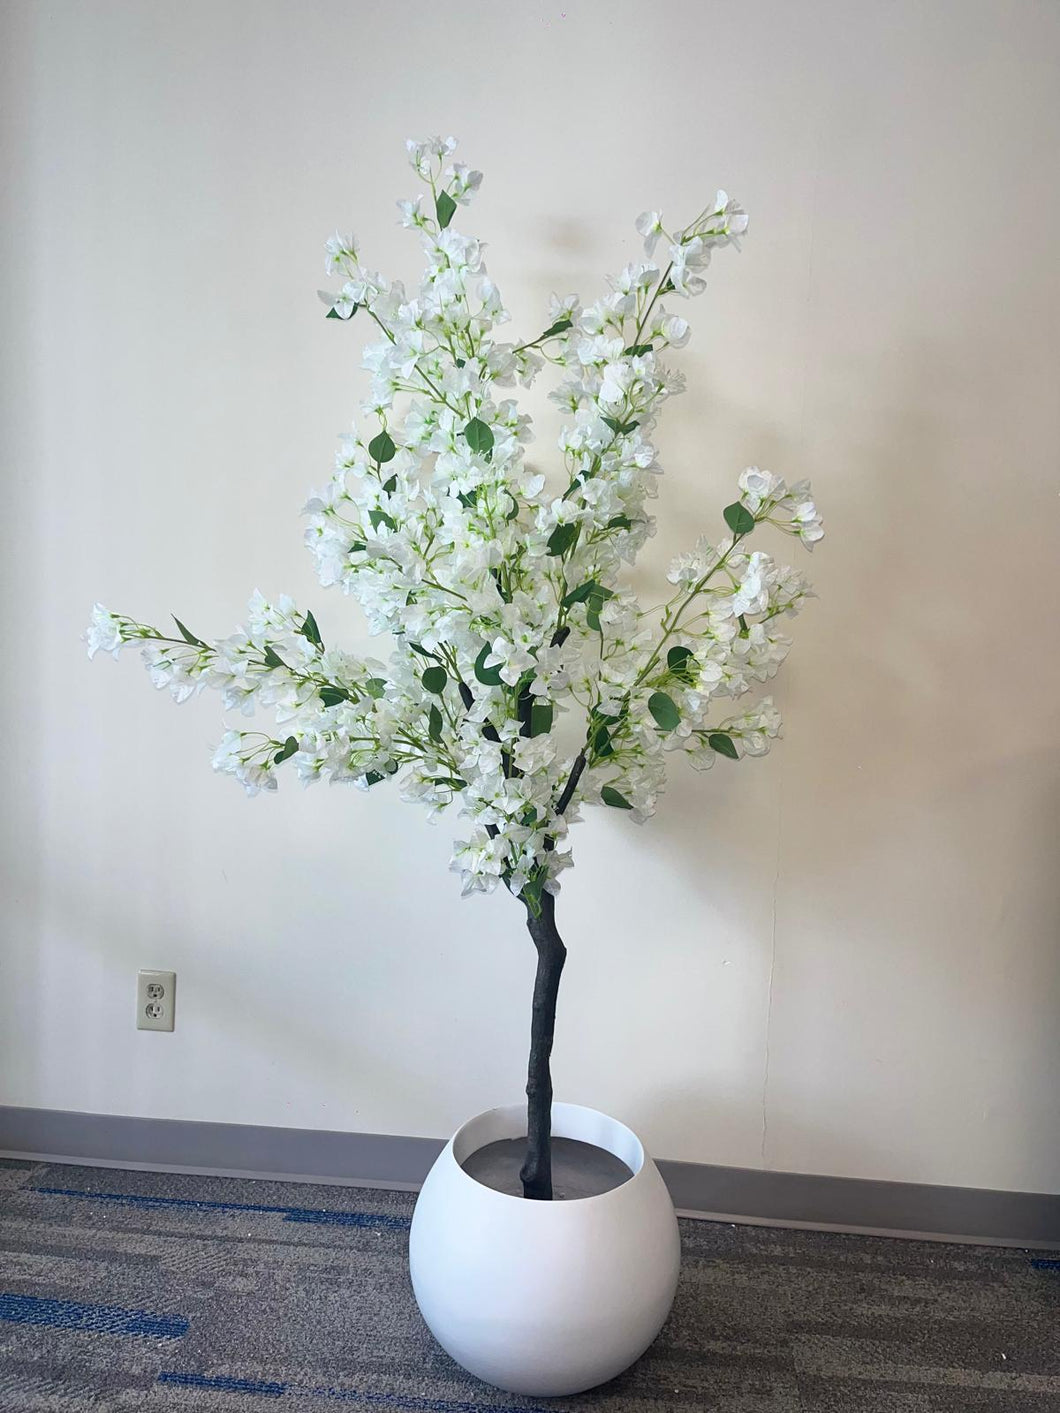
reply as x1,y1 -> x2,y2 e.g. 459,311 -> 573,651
738,466 -> 785,512
789,489 -> 825,548
324,232 -> 357,276
730,552 -> 777,618
85,604 -> 125,659
635,210 -> 665,256
87,137 -> 822,911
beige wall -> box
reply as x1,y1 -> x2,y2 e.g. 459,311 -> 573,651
3,0 -> 1058,1193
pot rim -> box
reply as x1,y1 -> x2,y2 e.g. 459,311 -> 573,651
446,1100 -> 646,1208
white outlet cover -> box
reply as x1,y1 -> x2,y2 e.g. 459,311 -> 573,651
137,969 -> 176,1032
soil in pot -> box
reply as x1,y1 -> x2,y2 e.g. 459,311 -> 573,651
461,1137 -> 633,1200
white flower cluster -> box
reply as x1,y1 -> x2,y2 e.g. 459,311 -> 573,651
88,138 -> 822,916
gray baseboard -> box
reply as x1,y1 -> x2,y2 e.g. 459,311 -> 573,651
1,1104 -> 1057,1249
0,1105 -> 439,1192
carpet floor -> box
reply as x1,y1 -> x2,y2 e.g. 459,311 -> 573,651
0,1157 -> 1058,1412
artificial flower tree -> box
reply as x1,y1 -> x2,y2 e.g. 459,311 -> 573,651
88,137 -> 822,1201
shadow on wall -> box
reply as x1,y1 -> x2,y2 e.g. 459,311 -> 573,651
561,303 -> 1060,1183
10,810 -> 527,1136
638,1079 -> 902,1183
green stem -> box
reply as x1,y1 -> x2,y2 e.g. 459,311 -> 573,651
631,260 -> 674,348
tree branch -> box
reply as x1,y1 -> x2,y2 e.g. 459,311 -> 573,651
555,751 -> 587,817
520,890 -> 566,1200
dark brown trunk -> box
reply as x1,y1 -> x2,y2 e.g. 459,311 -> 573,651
520,890 -> 566,1200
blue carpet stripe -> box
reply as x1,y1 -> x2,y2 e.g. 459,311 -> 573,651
157,1372 -> 552,1411
32,1186 -> 411,1230
282,1209 -> 408,1227
1,1292 -> 188,1339
160,1373 -> 285,1397
1031,1258 -> 1060,1270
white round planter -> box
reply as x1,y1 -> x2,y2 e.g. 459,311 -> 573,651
409,1101 -> 681,1397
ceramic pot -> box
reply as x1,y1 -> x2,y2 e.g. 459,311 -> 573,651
408,1101 -> 680,1396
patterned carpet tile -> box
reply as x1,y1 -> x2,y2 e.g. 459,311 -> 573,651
1,1158 -> 1058,1412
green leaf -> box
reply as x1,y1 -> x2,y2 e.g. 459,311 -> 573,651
261,645 -> 287,670
562,579 -> 596,607
539,316 -> 572,339
382,474 -> 397,494
592,723 -> 614,758
298,609 -> 324,652
408,641 -> 437,659
601,415 -> 639,437
585,585 -> 612,633
429,775 -> 467,790
454,357 -> 466,368
667,645 -> 695,681
606,514 -> 633,532
723,501 -> 756,536
473,644 -> 503,686
325,303 -> 359,320
529,700 -> 554,737
363,764 -> 398,786
601,784 -> 633,810
436,190 -> 457,229
491,566 -> 512,604
623,343 -> 654,357
456,489 -> 478,509
428,703 -> 443,742
708,731 -> 740,760
368,430 -> 396,464
521,874 -> 544,919
368,508 -> 397,532
594,707 -> 621,724
172,616 -> 206,648
463,418 -> 494,458
562,580 -> 612,613
349,539 -> 367,552
363,677 -> 387,699
421,665 -> 448,695
546,522 -> 578,557
319,685 -> 350,707
273,736 -> 298,764
648,691 -> 681,732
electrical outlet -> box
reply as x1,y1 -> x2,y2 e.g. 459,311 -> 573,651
137,969 -> 176,1031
